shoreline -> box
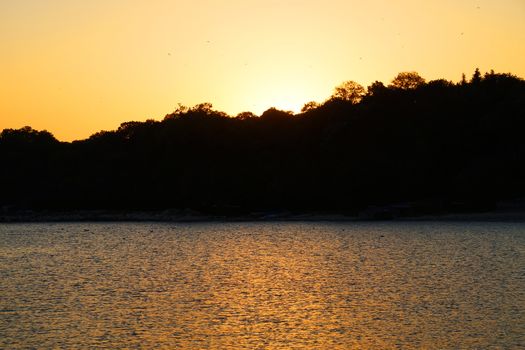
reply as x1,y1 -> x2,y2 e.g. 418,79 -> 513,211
2,209 -> 525,223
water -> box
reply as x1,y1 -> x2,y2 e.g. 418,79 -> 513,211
0,222 -> 523,349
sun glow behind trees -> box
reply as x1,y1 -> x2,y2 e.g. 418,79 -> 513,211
1,0 -> 524,141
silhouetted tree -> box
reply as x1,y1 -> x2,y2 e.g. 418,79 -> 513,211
2,70 -> 524,217
461,73 -> 467,85
235,111 -> 257,120
389,72 -> 426,90
301,101 -> 320,112
331,80 -> 365,103
471,68 -> 482,84
260,107 -> 293,120
0,126 -> 58,149
426,79 -> 454,89
366,81 -> 388,97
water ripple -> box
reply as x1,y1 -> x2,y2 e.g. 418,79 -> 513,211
0,222 -> 523,349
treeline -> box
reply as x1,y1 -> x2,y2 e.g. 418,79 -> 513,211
1,70 -> 525,216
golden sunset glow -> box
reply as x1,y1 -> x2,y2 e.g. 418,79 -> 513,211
1,0 -> 524,141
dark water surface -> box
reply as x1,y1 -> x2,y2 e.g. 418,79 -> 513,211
1,222 -> 523,349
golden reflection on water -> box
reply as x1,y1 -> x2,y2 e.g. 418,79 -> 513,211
0,222 -> 523,349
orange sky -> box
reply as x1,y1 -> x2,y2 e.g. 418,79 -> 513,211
1,0 -> 524,141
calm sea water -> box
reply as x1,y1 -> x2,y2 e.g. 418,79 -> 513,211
0,222 -> 523,349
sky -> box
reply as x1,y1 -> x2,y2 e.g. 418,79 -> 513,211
1,0 -> 524,141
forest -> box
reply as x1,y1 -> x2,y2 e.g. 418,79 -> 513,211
1,69 -> 525,219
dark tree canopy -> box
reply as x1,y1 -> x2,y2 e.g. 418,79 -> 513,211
331,80 -> 366,103
366,81 -> 387,97
1,69 -> 524,218
301,101 -> 320,113
260,107 -> 293,120
472,68 -> 482,84
389,71 -> 426,90
0,126 -> 58,149
235,111 -> 257,120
